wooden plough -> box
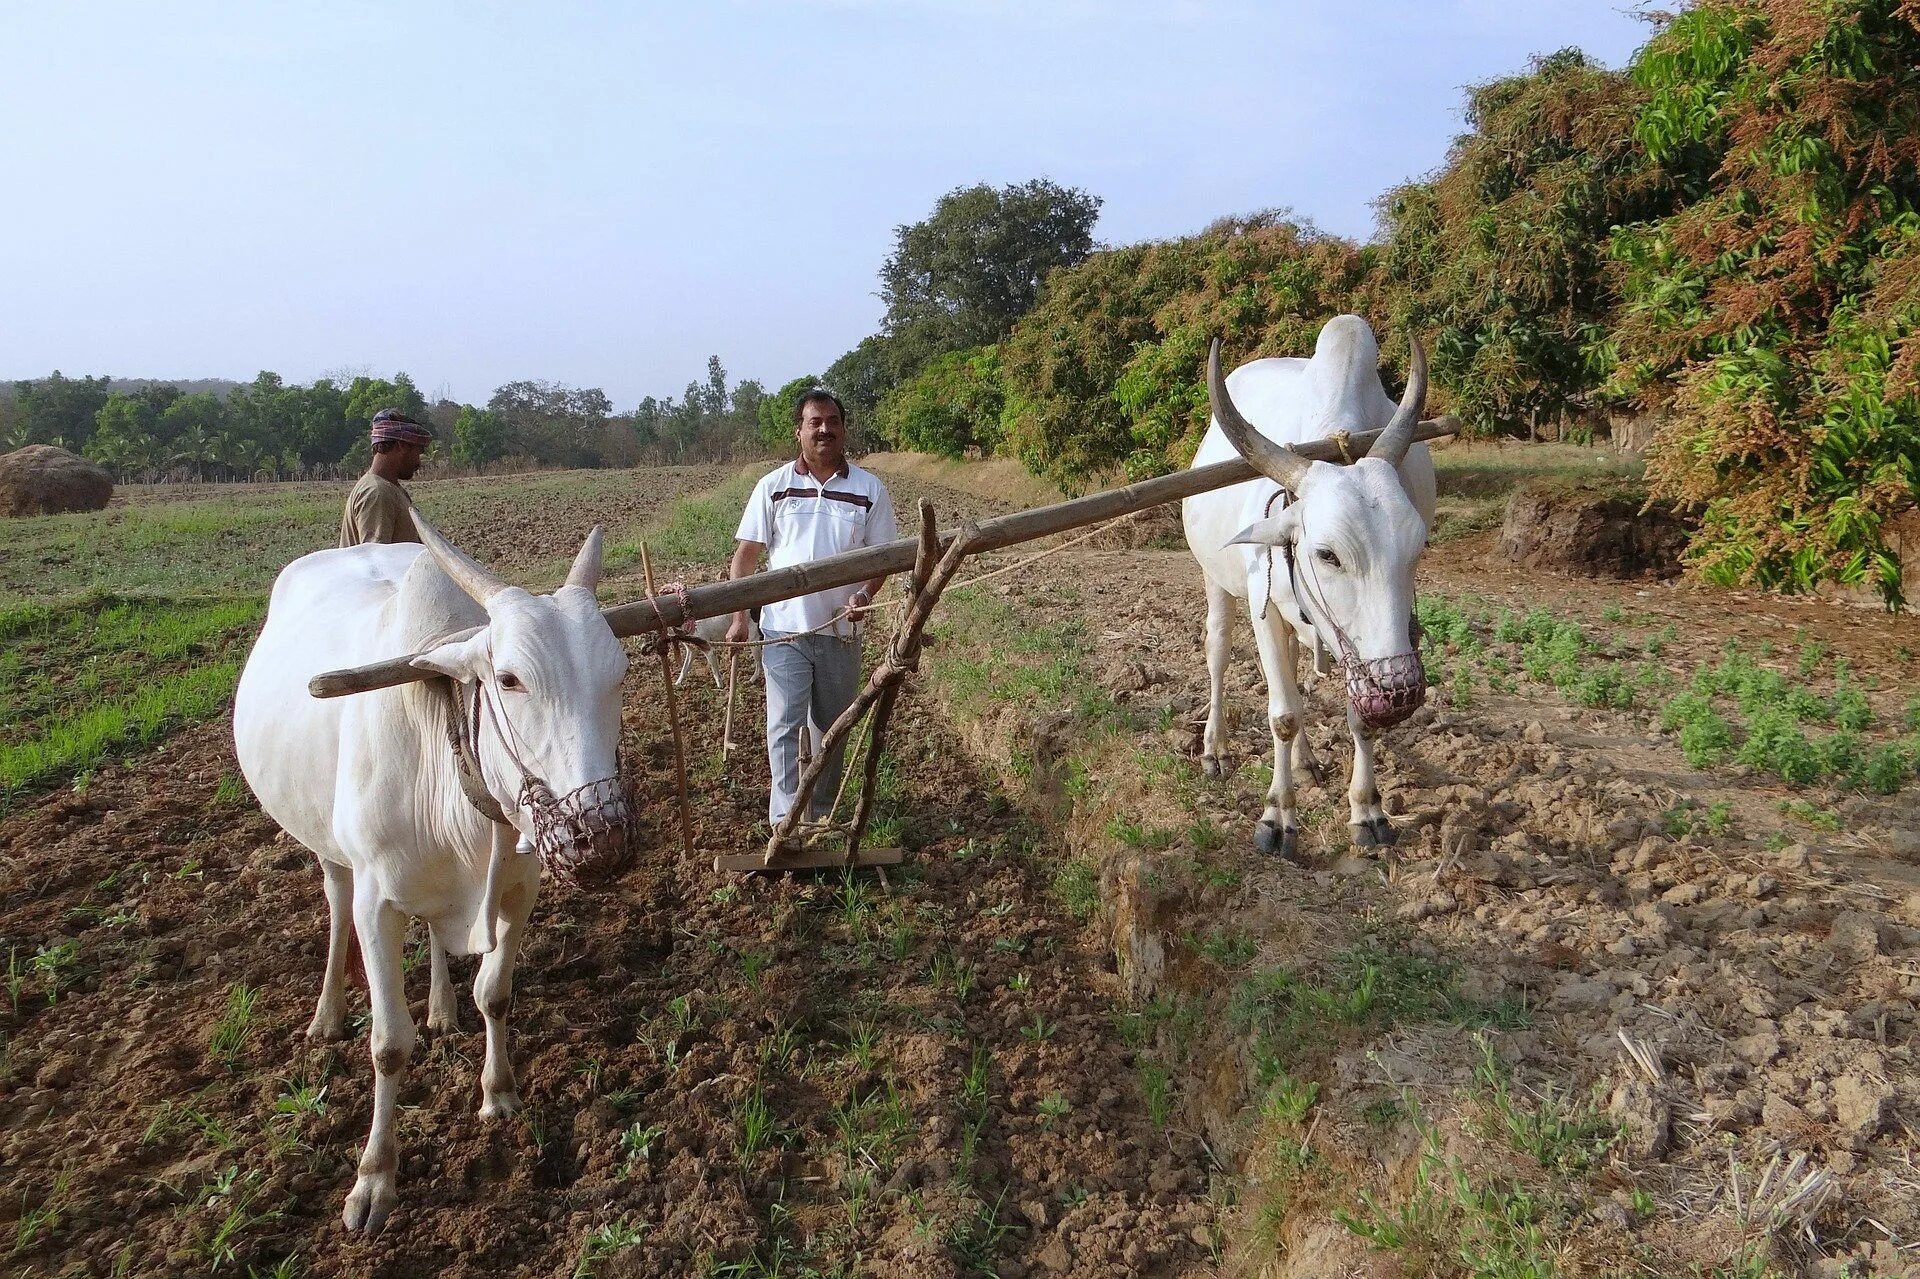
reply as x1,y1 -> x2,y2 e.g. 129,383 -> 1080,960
308,418 -> 1458,873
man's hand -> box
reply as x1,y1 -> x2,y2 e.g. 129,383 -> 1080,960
726,611 -> 752,644
847,588 -> 873,622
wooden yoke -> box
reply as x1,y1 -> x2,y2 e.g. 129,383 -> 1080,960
306,416 -> 1460,701
720,501 -> 974,874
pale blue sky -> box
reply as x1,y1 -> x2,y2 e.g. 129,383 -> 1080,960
0,1 -> 1653,406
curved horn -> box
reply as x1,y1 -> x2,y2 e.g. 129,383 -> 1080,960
565,524 -> 605,596
1368,336 -> 1428,464
1209,339 -> 1309,491
411,508 -> 509,606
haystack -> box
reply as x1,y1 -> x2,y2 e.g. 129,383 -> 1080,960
0,444 -> 115,517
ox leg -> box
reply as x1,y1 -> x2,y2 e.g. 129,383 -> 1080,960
1281,630 -> 1326,784
1200,579 -> 1234,779
1250,606 -> 1306,860
307,859 -> 354,1041
343,889 -> 412,1235
1344,703 -> 1396,848
675,646 -> 692,688
425,924 -> 459,1035
474,860 -> 538,1119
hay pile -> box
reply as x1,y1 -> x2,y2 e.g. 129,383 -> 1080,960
0,444 -> 115,517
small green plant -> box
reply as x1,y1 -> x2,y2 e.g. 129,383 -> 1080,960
1601,601 -> 1625,623
618,1122 -> 666,1172
572,1217 -> 647,1279
29,940 -> 81,1005
1139,1059 -> 1173,1129
842,1015 -> 881,1071
1779,798 -> 1841,830
208,983 -> 260,1067
1262,1074 -> 1320,1125
1036,1093 -> 1070,1124
272,1077 -> 327,1123
13,1171 -> 72,1254
1020,1013 -> 1055,1042
1006,971 -> 1031,991
735,1086 -> 778,1162
1471,1036 -> 1618,1174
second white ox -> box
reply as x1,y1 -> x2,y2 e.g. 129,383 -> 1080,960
233,514 -> 630,1235
1183,315 -> 1437,858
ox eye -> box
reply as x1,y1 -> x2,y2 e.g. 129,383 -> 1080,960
1315,548 -> 1342,569
498,672 -> 524,691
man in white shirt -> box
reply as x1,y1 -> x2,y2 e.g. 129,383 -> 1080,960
728,389 -> 898,825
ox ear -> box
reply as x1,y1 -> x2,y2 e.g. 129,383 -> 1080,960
411,629 -> 492,685
1226,506 -> 1299,549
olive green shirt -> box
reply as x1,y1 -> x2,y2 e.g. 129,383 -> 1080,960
338,473 -> 420,548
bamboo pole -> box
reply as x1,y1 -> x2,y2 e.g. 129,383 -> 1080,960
640,544 -> 694,863
307,417 -> 1458,699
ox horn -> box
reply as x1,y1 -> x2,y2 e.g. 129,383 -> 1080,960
1209,338 -> 1309,491
411,508 -> 510,606
1368,336 -> 1427,465
565,524 -> 605,596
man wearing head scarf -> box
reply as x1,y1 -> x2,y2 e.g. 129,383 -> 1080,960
339,409 -> 434,547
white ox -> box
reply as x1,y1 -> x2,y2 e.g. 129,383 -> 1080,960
1182,315 -> 1438,858
233,514 -> 629,1234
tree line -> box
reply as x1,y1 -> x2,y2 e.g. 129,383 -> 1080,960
0,356 -> 775,480
806,1 -> 1918,608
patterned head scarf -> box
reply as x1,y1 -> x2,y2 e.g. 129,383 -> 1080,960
370,408 -> 433,447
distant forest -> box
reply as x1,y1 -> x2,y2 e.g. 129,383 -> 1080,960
0,357 -> 792,480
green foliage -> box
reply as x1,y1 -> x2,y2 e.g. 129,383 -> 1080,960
875,346 -> 1005,458
1379,49 -> 1670,440
877,178 -> 1101,378
999,211 -> 1381,487
451,405 -> 510,467
757,374 -> 825,450
1613,0 -> 1920,606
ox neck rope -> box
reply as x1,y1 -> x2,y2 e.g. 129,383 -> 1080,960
1258,485 -> 1427,729
440,675 -> 633,889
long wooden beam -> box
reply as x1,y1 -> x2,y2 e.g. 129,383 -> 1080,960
308,418 -> 1457,698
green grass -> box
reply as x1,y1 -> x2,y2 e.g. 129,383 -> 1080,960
606,471 -> 757,570
1230,932 -> 1527,1081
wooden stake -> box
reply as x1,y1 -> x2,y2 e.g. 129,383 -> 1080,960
765,516 -> 976,866
720,649 -> 740,763
641,542 -> 694,863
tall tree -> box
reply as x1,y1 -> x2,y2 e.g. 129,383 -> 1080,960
876,179 -> 1102,386
13,372 -> 113,451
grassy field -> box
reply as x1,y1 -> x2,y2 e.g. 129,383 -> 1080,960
0,464 -> 748,809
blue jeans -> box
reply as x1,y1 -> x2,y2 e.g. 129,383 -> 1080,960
760,631 -> 862,824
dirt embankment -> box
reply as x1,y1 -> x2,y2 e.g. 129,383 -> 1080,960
899,459 -> 1920,1277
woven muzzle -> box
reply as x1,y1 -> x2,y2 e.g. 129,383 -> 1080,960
1342,650 -> 1427,730
519,774 -> 634,889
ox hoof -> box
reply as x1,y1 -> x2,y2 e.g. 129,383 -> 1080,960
1254,821 -> 1301,861
480,1091 -> 522,1120
342,1176 -> 396,1235
306,1016 -> 348,1042
1202,755 -> 1228,780
1369,817 -> 1398,847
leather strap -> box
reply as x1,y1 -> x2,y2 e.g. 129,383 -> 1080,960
440,677 -> 511,826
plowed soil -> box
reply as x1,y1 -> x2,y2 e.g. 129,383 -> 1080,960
1,471 -> 1221,1278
